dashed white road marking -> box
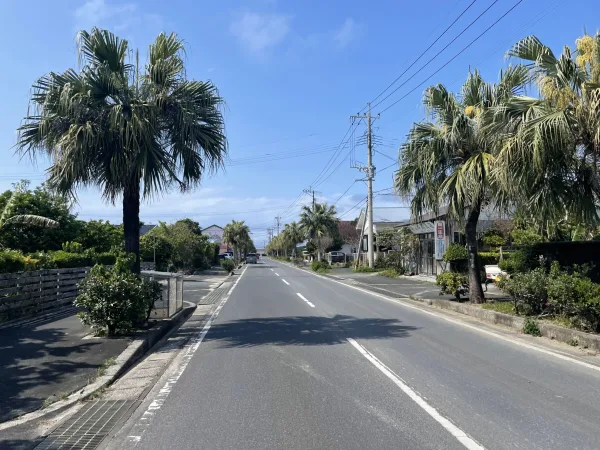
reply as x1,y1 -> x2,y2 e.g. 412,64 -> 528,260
282,279 -> 290,286
274,272 -> 280,276
347,338 -> 485,449
279,260 -> 600,374
296,293 -> 315,308
270,268 -> 274,272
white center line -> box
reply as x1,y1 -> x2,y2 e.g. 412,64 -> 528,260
282,279 -> 290,285
346,338 -> 485,450
274,272 -> 280,276
296,293 -> 315,308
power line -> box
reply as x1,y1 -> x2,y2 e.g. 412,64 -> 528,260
374,149 -> 396,162
377,0 -> 524,115
332,181 -> 357,206
367,0 -> 480,106
312,120 -> 361,187
372,0 -> 500,111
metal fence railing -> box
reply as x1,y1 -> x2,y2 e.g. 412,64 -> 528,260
142,271 -> 183,319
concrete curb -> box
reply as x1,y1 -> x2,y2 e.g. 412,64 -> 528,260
0,303 -> 196,431
274,258 -> 600,353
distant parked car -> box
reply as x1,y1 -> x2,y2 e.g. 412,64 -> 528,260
245,253 -> 258,264
484,265 -> 507,290
329,251 -> 346,263
218,253 -> 233,260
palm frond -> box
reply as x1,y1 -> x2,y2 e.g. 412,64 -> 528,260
3,215 -> 59,228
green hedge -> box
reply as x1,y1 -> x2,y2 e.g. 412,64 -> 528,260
51,251 -> 93,268
478,252 -> 501,266
0,250 -> 27,273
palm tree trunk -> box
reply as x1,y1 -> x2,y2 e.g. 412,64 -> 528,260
465,202 -> 484,303
123,180 -> 141,274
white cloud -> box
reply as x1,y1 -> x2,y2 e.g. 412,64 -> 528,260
74,0 -> 135,30
74,0 -> 164,33
230,12 -> 290,53
334,18 -> 359,48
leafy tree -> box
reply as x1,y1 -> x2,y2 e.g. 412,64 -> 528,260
376,228 -> 401,250
76,220 -> 123,253
299,203 -> 338,261
0,181 -> 80,253
494,33 -> 600,232
17,28 -> 227,273
395,67 -> 528,302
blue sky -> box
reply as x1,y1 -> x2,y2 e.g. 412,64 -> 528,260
1,0 -> 598,246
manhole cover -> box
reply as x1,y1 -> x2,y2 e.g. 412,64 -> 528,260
36,400 -> 136,450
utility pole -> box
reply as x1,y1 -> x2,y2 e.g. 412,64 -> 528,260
303,187 -> 320,210
275,216 -> 281,236
351,102 -> 379,268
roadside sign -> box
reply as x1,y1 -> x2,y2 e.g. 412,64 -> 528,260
434,220 -> 446,260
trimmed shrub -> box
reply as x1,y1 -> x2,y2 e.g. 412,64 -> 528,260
74,264 -> 160,336
498,248 -> 537,274
0,250 -> 27,273
51,250 -> 92,268
94,252 -> 117,266
221,259 -> 235,274
436,271 -> 468,301
61,241 -> 84,253
547,270 -> 600,332
500,267 -> 548,315
443,243 -> 468,262
312,260 -> 330,272
27,252 -> 57,269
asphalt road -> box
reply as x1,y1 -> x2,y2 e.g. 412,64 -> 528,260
131,258 -> 600,450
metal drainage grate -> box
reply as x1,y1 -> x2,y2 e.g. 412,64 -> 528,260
36,400 -> 135,450
198,284 -> 230,305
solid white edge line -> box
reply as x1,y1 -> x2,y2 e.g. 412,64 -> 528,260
280,261 -> 600,374
282,279 -> 290,285
126,266 -> 248,445
346,338 -> 485,450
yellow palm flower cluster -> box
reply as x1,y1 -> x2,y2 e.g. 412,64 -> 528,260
539,76 -> 572,109
576,35 -> 596,68
464,105 -> 480,118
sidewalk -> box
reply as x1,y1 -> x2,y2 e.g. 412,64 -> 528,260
0,272 -> 228,424
0,307 -> 129,423
327,268 -> 508,301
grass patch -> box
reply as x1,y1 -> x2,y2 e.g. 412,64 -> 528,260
379,269 -> 399,278
97,357 -> 117,378
315,268 -> 330,274
353,266 -> 377,273
482,302 -> 515,315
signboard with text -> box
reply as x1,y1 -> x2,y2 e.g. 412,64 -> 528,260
434,220 -> 446,260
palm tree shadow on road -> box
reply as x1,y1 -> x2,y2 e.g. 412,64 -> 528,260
203,315 -> 418,348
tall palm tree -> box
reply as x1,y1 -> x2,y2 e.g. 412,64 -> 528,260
283,221 -> 304,256
0,182 -> 58,231
223,220 -> 250,261
492,34 -> 600,234
16,28 -> 227,273
299,203 -> 337,261
395,67 -> 527,303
